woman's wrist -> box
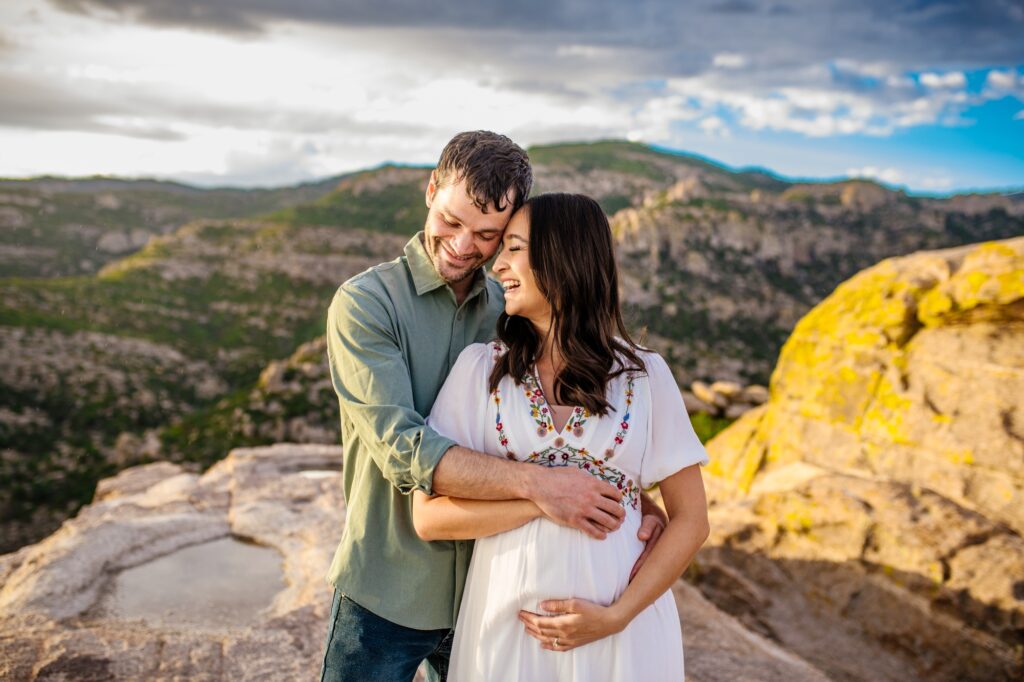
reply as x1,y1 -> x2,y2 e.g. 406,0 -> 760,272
607,599 -> 637,633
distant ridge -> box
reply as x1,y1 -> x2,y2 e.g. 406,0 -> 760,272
2,140 -> 1020,198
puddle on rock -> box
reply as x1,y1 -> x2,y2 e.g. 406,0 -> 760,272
90,536 -> 285,630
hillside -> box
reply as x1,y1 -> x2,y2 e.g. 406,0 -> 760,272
0,175 -> 344,278
1,140 -> 1022,551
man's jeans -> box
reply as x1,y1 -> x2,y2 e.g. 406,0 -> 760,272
320,589 -> 453,682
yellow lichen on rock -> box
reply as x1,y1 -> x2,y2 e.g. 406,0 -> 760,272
705,236 -> 1024,534
917,239 -> 1024,326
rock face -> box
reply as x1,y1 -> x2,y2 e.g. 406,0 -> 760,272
709,237 -> 1024,527
1,444 -> 833,682
701,237 -> 1024,681
613,178 -> 1024,383
0,444 -> 346,680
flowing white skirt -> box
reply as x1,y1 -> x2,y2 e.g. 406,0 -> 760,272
449,511 -> 684,681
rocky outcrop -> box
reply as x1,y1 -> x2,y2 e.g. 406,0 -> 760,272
1,444 -> 832,681
612,176 -> 1024,384
700,237 -> 1024,681
686,380 -> 768,419
0,444 -> 346,680
708,237 -> 1024,528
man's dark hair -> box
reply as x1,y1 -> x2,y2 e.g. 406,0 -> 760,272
435,131 -> 532,213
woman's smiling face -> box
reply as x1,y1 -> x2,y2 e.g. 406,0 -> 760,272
493,207 -> 551,329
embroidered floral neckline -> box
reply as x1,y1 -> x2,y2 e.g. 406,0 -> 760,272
521,368 -> 590,439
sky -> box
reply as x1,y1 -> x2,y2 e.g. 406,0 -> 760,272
1,0 -> 1023,194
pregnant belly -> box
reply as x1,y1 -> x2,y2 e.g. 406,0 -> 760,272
463,511 -> 645,618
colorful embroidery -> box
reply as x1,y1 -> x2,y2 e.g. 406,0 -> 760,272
523,379 -> 554,437
611,375 -> 636,449
492,389 -> 513,458
525,445 -> 639,510
521,368 -> 592,439
565,406 -> 590,439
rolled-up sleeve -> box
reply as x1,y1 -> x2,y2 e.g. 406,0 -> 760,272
326,283 -> 456,495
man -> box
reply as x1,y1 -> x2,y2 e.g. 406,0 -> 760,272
320,131 -> 667,681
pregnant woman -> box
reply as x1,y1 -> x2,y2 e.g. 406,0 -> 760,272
413,193 -> 711,681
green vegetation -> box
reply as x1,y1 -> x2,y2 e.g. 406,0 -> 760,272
528,140 -> 674,181
690,412 -> 735,443
270,166 -> 426,234
0,177 -> 342,279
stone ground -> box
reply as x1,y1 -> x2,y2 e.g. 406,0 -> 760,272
0,444 -> 829,681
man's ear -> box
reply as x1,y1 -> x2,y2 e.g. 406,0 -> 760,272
425,170 -> 438,208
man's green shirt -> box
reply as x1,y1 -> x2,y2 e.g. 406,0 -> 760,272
324,232 -> 504,630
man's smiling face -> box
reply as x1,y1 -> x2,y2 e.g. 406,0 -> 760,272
423,171 -> 515,286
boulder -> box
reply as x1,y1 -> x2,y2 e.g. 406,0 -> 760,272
0,444 -> 345,681
738,384 -> 769,405
708,237 -> 1024,532
682,390 -> 715,415
708,380 -> 743,399
691,381 -> 728,409
700,237 -> 1024,680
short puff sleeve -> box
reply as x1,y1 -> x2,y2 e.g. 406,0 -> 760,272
639,351 -> 710,488
425,342 -> 495,455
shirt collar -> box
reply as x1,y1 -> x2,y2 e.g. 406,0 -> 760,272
405,232 -> 490,303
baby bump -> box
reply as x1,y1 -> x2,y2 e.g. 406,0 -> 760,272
469,511 -> 646,614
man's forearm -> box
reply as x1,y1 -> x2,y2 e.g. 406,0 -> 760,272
431,445 -> 537,500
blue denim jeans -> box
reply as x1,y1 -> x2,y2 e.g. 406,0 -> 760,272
319,589 -> 453,682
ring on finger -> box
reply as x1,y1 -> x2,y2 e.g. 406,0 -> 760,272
553,638 -> 560,648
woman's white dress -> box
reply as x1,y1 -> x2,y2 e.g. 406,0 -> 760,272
427,342 -> 710,682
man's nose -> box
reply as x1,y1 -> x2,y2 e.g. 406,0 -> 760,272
450,231 -> 474,255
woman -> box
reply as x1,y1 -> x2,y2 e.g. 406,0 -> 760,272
413,193 -> 711,681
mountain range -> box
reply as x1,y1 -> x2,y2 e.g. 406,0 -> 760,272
1,140 -> 1022,552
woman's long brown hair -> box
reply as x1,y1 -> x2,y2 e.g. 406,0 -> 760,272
488,193 -> 646,416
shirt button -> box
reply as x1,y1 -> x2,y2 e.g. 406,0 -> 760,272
456,312 -> 464,320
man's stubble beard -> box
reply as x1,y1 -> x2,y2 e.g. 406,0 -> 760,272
425,233 -> 482,285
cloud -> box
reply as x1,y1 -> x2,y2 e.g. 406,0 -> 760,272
712,53 -> 748,69
45,0 -> 1024,68
846,166 -> 905,185
919,71 -> 967,88
4,0 -> 1020,187
698,115 -> 731,137
986,69 -> 1017,89
0,71 -> 184,140
1015,109 -> 1024,120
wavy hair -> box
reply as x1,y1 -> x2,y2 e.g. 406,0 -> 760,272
488,193 -> 646,416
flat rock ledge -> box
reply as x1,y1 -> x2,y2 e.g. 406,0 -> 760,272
1,444 -> 826,681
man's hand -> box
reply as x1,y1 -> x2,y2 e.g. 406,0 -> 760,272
629,513 -> 667,581
527,466 -> 624,539
519,598 -> 625,652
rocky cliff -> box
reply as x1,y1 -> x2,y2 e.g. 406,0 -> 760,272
698,237 -> 1024,680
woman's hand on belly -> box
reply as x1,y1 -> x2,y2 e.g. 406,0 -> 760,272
518,598 -> 627,652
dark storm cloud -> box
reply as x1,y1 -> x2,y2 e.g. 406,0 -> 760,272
0,71 -> 184,139
0,68 -> 431,140
47,0 -> 1024,69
